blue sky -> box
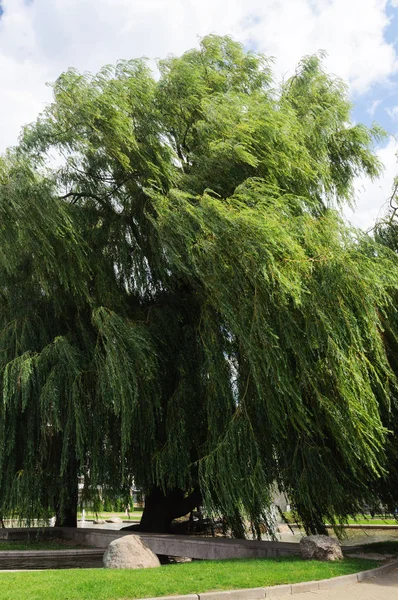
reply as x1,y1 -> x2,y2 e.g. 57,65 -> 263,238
352,4 -> 398,133
0,0 -> 397,228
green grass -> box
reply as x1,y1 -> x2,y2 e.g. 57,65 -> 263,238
282,512 -> 398,527
359,541 -> 398,554
0,541 -> 84,551
346,518 -> 398,525
0,557 -> 379,600
77,512 -> 141,521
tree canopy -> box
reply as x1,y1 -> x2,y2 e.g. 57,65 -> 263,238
0,35 -> 397,535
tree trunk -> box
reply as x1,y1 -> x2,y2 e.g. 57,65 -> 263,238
55,499 -> 78,527
137,487 -> 202,534
55,459 -> 79,528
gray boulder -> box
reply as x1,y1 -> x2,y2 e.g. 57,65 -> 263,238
103,535 -> 161,569
105,517 -> 122,523
300,535 -> 343,561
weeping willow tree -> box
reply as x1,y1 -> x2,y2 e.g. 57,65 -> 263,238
0,35 -> 397,534
371,178 -> 398,514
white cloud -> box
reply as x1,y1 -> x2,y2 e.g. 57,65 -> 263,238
0,0 -> 397,225
387,106 -> 398,120
368,99 -> 383,116
345,136 -> 398,230
240,0 -> 398,95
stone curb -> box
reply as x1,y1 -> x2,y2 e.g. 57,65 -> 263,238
140,558 -> 398,600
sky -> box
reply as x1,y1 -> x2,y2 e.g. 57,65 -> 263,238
0,0 -> 398,229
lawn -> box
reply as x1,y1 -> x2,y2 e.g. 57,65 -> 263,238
0,556 -> 379,600
1,511 -> 142,527
282,512 -> 398,526
346,518 -> 398,525
0,541 -> 85,551
78,511 -> 142,521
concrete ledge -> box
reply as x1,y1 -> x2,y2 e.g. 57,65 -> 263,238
0,528 -> 301,561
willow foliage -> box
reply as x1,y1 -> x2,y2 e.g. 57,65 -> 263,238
0,36 -> 396,534
371,182 -> 398,511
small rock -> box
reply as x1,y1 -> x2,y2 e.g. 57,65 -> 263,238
103,535 -> 160,569
93,519 -> 106,524
105,517 -> 123,523
300,535 -> 343,561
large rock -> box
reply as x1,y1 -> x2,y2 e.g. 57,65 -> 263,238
105,517 -> 122,523
300,535 -> 343,561
103,535 -> 161,569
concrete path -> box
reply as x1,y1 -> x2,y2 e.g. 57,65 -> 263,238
290,568 -> 398,600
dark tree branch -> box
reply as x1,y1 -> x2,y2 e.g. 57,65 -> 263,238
173,487 -> 202,519
388,180 -> 398,225
59,178 -> 131,207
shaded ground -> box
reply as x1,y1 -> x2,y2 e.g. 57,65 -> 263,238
345,540 -> 398,558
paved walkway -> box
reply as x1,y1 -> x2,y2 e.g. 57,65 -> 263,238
291,568 -> 398,600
